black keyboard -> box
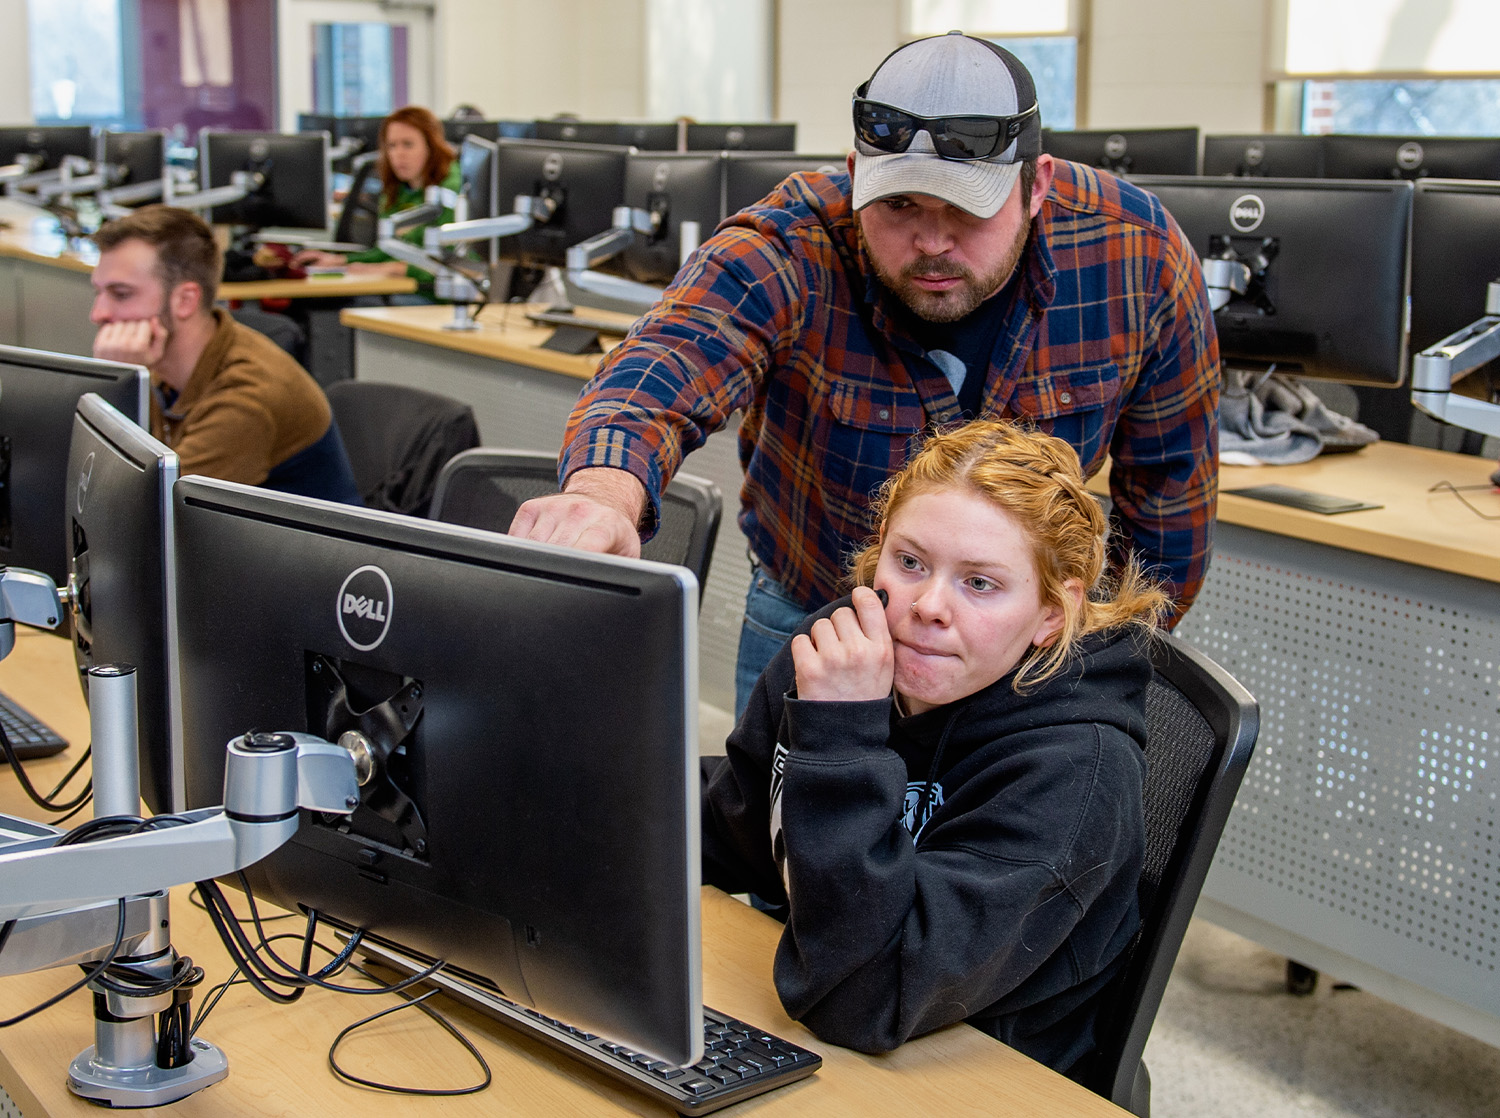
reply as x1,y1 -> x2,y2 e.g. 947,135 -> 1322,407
357,940 -> 822,1115
0,688 -> 68,761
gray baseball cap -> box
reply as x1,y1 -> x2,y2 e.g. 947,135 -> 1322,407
852,32 -> 1042,219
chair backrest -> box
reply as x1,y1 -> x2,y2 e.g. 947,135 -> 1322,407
1083,634 -> 1258,1115
428,448 -> 723,597
334,152 -> 383,248
323,380 -> 481,518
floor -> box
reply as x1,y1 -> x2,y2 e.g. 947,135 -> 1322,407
698,702 -> 1500,1118
1146,921 -> 1500,1118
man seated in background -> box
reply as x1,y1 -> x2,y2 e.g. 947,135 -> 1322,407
89,205 -> 361,505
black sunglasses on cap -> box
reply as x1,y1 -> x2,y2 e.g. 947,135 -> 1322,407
852,90 -> 1037,162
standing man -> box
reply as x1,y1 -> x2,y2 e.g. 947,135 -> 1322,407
512,32 -> 1220,713
90,205 -> 361,505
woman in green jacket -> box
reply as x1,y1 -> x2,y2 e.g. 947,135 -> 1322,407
295,105 -> 462,299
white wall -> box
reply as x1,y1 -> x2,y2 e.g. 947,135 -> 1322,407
776,0 -> 902,154
433,0 -> 647,122
0,0 -> 32,123
1085,0 -> 1268,132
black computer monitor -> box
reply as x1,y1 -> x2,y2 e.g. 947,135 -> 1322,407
723,151 -> 846,216
1410,179 -> 1500,356
614,122 -> 681,151
296,113 -> 339,136
534,120 -> 622,145
67,394 -> 182,815
0,345 -> 148,586
456,135 -> 499,268
172,477 -> 701,1066
684,122 -> 797,152
334,115 -> 387,157
1042,127 -> 1200,176
444,119 -> 499,146
199,130 -> 330,233
1321,134 -> 1500,181
620,152 -> 724,285
1201,134 -> 1325,178
1133,176 -> 1412,385
494,139 -> 631,268
97,130 -> 166,190
0,125 -> 94,171
494,121 -> 536,140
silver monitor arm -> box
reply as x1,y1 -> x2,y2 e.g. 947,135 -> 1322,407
377,188 -> 535,331
1411,280 -> 1500,440
0,648 -> 360,1106
164,168 -> 261,215
0,565 -> 64,661
563,204 -> 700,314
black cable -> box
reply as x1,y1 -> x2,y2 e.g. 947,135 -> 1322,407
0,721 -> 93,814
327,987 -> 491,1096
0,899 -> 127,1028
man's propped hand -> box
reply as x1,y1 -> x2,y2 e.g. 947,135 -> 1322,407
790,585 -> 895,703
93,317 -> 169,370
508,467 -> 647,558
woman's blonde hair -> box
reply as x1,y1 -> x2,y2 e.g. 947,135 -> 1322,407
848,419 -> 1168,691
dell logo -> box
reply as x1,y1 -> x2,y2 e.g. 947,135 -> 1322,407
542,153 -> 563,181
76,451 -> 95,515
1397,141 -> 1424,171
1230,193 -> 1265,232
337,565 -> 393,652
1105,134 -> 1128,160
653,163 -> 671,190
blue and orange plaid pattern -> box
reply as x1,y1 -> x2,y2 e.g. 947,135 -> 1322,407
559,159 -> 1220,621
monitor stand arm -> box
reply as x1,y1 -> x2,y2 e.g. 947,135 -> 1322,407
0,658 -> 360,1107
1411,279 -> 1500,440
0,565 -> 64,661
376,197 -> 536,331
562,205 -> 701,315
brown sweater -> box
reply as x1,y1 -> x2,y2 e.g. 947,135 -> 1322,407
152,309 -> 330,485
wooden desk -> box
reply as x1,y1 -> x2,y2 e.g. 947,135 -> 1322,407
0,634 -> 1125,1117
341,303 -> 753,714
219,274 -> 417,302
1158,442 -> 1500,1045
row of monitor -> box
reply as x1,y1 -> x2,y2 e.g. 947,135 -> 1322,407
0,347 -> 703,1067
296,113 -> 797,155
1042,126 -> 1500,181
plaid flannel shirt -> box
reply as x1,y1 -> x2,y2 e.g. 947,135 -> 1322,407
559,159 -> 1220,619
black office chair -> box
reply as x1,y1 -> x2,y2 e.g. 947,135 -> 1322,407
323,381 -> 480,518
428,448 -> 723,596
1079,634 -> 1259,1116
333,152 -> 383,249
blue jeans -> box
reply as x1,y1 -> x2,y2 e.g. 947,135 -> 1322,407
734,566 -> 812,718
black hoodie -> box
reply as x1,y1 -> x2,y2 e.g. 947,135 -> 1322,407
702,596 -> 1150,1075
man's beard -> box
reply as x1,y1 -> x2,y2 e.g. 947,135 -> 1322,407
865,210 -> 1031,323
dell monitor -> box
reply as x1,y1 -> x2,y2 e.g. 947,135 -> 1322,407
66,393 -> 182,815
199,130 -> 331,234
97,130 -> 166,194
443,118 -> 499,146
0,345 -> 148,586
614,122 -> 681,151
494,139 -> 630,268
1321,134 -> 1500,181
620,151 -> 724,285
1133,176 -> 1413,386
334,115 -> 387,157
534,120 -> 622,145
455,134 -> 499,268
684,123 -> 797,152
1202,134 -> 1325,178
1042,127 -> 1200,176
0,125 -> 94,171
723,151 -> 846,216
172,477 -> 701,1066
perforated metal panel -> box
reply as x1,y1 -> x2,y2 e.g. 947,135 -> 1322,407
0,1083 -> 22,1118
1177,523 -> 1500,1022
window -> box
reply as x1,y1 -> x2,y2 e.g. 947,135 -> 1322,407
28,0 -> 128,125
311,23 -> 409,118
905,1 -> 1079,130
1275,0 -> 1500,135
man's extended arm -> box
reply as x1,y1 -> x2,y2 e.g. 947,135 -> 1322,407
1106,212 -> 1220,624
